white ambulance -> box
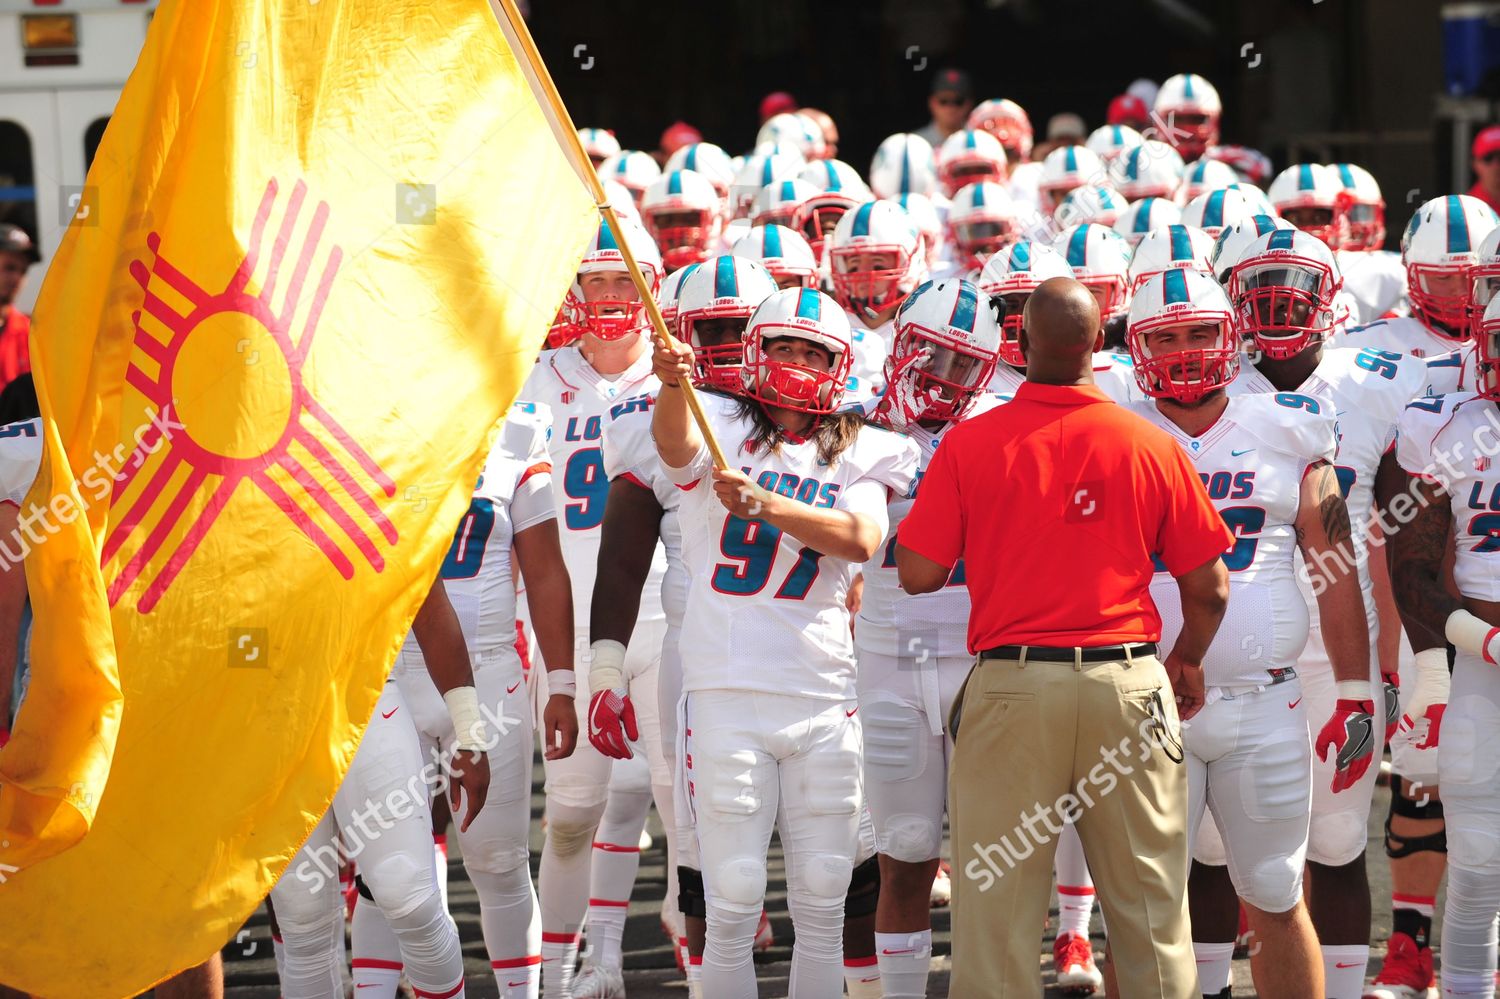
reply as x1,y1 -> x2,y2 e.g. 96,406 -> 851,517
1,0 -> 158,312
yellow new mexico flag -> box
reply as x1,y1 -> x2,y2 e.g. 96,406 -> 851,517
0,0 -> 594,993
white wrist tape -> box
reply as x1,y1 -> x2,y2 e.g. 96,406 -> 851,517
590,640 -> 628,695
1413,647 -> 1449,677
547,669 -> 577,698
443,686 -> 490,752
1446,608 -> 1500,664
1335,680 -> 1372,701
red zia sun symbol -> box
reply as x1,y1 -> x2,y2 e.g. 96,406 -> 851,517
104,178 -> 396,612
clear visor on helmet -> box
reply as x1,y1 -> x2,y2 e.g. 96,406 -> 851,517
954,219 -> 1014,249
1128,316 -> 1239,402
1230,261 -> 1333,359
1478,311 -> 1500,401
798,203 -> 852,251
685,313 -> 752,391
890,326 -> 997,421
1471,269 -> 1500,313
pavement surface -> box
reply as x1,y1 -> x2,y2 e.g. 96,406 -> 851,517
200,761 -> 1439,998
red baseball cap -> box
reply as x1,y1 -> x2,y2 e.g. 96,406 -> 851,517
660,120 -> 702,156
759,91 -> 798,123
1474,126 -> 1500,159
1107,94 -> 1149,127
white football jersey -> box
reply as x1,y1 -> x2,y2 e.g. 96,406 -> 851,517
399,413 -> 555,663
1092,351 -> 1143,404
663,393 -> 918,699
1335,249 -> 1407,325
601,400 -> 689,627
1007,161 -> 1043,213
1397,392 -> 1500,601
856,393 -> 1002,662
0,419 -> 41,506
842,311 -> 892,405
516,343 -> 667,619
1343,316 -> 1464,360
987,362 -> 1025,400
1230,346 -> 1427,633
1136,394 -> 1338,685
1421,345 -> 1476,398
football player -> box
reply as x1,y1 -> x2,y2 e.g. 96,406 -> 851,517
1216,229 -> 1432,999
513,220 -> 673,999
647,287 -> 918,999
1389,293 -> 1500,999
1153,73 -> 1222,162
827,201 -> 928,404
1330,164 -> 1408,324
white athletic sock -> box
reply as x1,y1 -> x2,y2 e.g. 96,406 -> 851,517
1057,884 -> 1095,939
685,953 -> 704,999
1192,940 -> 1234,994
470,866 -> 541,999
350,893 -> 403,999
1321,943 -> 1370,999
585,787 -> 651,971
540,931 -> 580,999
876,930 -> 931,999
844,955 -> 882,997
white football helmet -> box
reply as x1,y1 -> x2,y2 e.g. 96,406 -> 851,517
937,129 -> 1009,196
657,260 -> 703,334
1475,294 -> 1500,400
1203,145 -> 1274,186
750,140 -> 808,167
1179,187 -> 1260,240
598,150 -> 662,204
1053,223 -> 1134,321
1209,213 -> 1297,285
1086,124 -> 1145,164
977,240 -> 1075,367
1127,268 -> 1238,402
1110,140 -> 1186,202
664,142 -> 736,200
1227,228 -> 1343,360
880,277 -> 1002,426
1038,145 -> 1106,212
601,178 -> 641,224
1402,194 -> 1500,337
1127,223 -> 1216,293
798,158 -> 872,199
564,219 -> 664,340
948,181 -> 1020,270
1055,185 -> 1128,228
828,200 -> 926,314
1267,164 -> 1346,248
967,98 -> 1034,162
750,178 -> 820,230
732,223 -> 820,289
1329,162 -> 1386,251
1153,73 -> 1222,161
677,255 -> 780,392
756,112 -> 827,162
578,127 -> 621,165
1469,225 -> 1500,334
1225,182 -> 1277,217
1113,196 -> 1184,247
730,149 -> 803,220
889,193 -> 944,269
869,132 -> 937,199
1179,158 -> 1238,202
741,286 -> 853,414
640,169 -> 725,272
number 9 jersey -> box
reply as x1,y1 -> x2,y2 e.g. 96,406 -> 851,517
515,344 -> 667,621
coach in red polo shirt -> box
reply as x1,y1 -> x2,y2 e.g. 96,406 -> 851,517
897,278 -> 1231,998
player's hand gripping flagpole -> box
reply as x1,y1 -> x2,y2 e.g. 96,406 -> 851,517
491,0 -> 730,469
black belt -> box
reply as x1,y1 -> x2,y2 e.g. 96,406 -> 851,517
978,642 -> 1158,664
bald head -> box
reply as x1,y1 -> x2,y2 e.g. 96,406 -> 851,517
1019,277 -> 1102,385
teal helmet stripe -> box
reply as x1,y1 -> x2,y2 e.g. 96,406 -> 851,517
1163,268 -> 1190,303
715,254 -> 739,298
796,288 -> 822,320
597,222 -> 618,251
1268,228 -> 1295,250
1066,225 -> 1091,267
763,223 -> 783,256
668,171 -> 683,196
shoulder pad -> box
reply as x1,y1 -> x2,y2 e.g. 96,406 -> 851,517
1230,393 -> 1338,463
1322,347 -> 1429,425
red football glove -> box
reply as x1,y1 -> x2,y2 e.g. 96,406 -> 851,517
1315,698 -> 1376,793
1380,672 -> 1401,746
587,687 -> 638,760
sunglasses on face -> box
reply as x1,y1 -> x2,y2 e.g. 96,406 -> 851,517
934,95 -> 967,107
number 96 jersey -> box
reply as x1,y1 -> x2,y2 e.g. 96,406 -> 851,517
1134,393 -> 1338,687
515,344 -> 666,619
1398,391 -> 1500,602
662,393 -> 918,700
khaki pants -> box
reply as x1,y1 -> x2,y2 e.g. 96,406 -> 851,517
947,651 -> 1196,998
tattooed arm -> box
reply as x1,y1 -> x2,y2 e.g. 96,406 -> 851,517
1297,460 -> 1373,684
1375,450 -> 1448,652
1391,475 -> 1462,641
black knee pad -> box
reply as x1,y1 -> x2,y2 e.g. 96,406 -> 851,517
1385,779 -> 1447,858
843,855 -> 881,918
677,865 -> 707,920
355,872 -> 375,901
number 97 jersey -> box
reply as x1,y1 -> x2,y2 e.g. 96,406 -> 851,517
1135,393 -> 1338,687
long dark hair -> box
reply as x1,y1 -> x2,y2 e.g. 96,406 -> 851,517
732,397 -> 867,467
